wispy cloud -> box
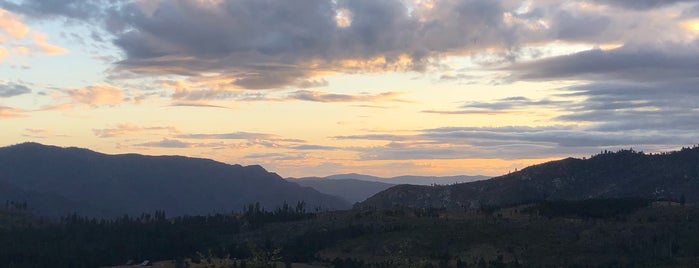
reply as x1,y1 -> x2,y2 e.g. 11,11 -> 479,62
290,144 -> 340,151
22,128 -> 68,138
0,105 -> 25,117
135,138 -> 193,148
423,96 -> 571,115
177,132 -> 277,140
93,123 -> 181,138
287,90 -> 406,103
169,102 -> 233,109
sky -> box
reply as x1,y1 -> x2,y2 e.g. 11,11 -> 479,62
1,0 -> 699,178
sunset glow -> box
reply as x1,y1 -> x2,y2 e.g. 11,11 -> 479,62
1,0 -> 699,177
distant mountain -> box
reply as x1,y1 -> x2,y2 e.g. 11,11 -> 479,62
0,143 -> 349,218
324,173 -> 488,185
359,148 -> 699,209
288,174 -> 487,204
287,178 -> 395,204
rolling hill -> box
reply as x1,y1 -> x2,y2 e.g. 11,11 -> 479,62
0,143 -> 349,218
360,148 -> 699,209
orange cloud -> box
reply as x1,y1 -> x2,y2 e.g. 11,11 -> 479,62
0,46 -> 6,61
32,33 -> 68,55
68,84 -> 125,107
0,9 -> 29,39
0,105 -> 24,117
93,123 -> 181,138
0,9 -> 67,60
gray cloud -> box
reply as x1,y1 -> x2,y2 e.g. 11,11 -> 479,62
288,90 -> 404,103
0,83 -> 31,97
506,43 -> 699,82
503,41 -> 699,136
590,0 -> 699,10
556,79 -> 699,132
0,0 -> 113,20
290,144 -> 339,151
424,96 -> 570,114
683,4 -> 699,17
341,124 -> 699,161
21,0 -> 519,89
135,138 -> 192,148
7,0 -> 693,90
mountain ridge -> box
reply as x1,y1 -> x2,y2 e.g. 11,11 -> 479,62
0,142 -> 350,218
359,147 -> 699,209
288,173 -> 488,204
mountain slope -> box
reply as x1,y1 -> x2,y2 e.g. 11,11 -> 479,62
0,143 -> 349,218
288,178 -> 395,203
359,148 -> 699,209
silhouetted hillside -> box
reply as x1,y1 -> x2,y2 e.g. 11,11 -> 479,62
288,178 -> 395,203
360,147 -> 699,209
0,143 -> 349,218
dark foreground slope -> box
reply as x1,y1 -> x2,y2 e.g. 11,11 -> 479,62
4,200 -> 698,267
360,148 -> 699,209
0,143 -> 349,218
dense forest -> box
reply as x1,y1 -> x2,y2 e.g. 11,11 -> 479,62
1,199 -> 698,267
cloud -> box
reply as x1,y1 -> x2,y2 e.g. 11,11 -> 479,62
0,82 -> 31,97
22,128 -> 67,138
93,123 -> 181,138
333,134 -> 411,141
501,41 -> 699,137
135,138 -> 193,148
0,8 -> 68,60
0,105 -> 24,117
590,0 -> 699,10
169,102 -> 232,109
158,78 -> 406,103
555,80 -> 699,132
62,0 -> 521,89
290,144 -> 340,151
423,96 -> 570,115
288,90 -> 405,103
161,79 -> 236,101
244,152 -> 308,161
332,121 -> 699,161
0,0 -> 114,20
506,43 -> 699,82
0,8 -> 29,39
177,132 -> 276,140
32,32 -> 68,55
67,84 -> 125,107
6,0 -> 696,90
